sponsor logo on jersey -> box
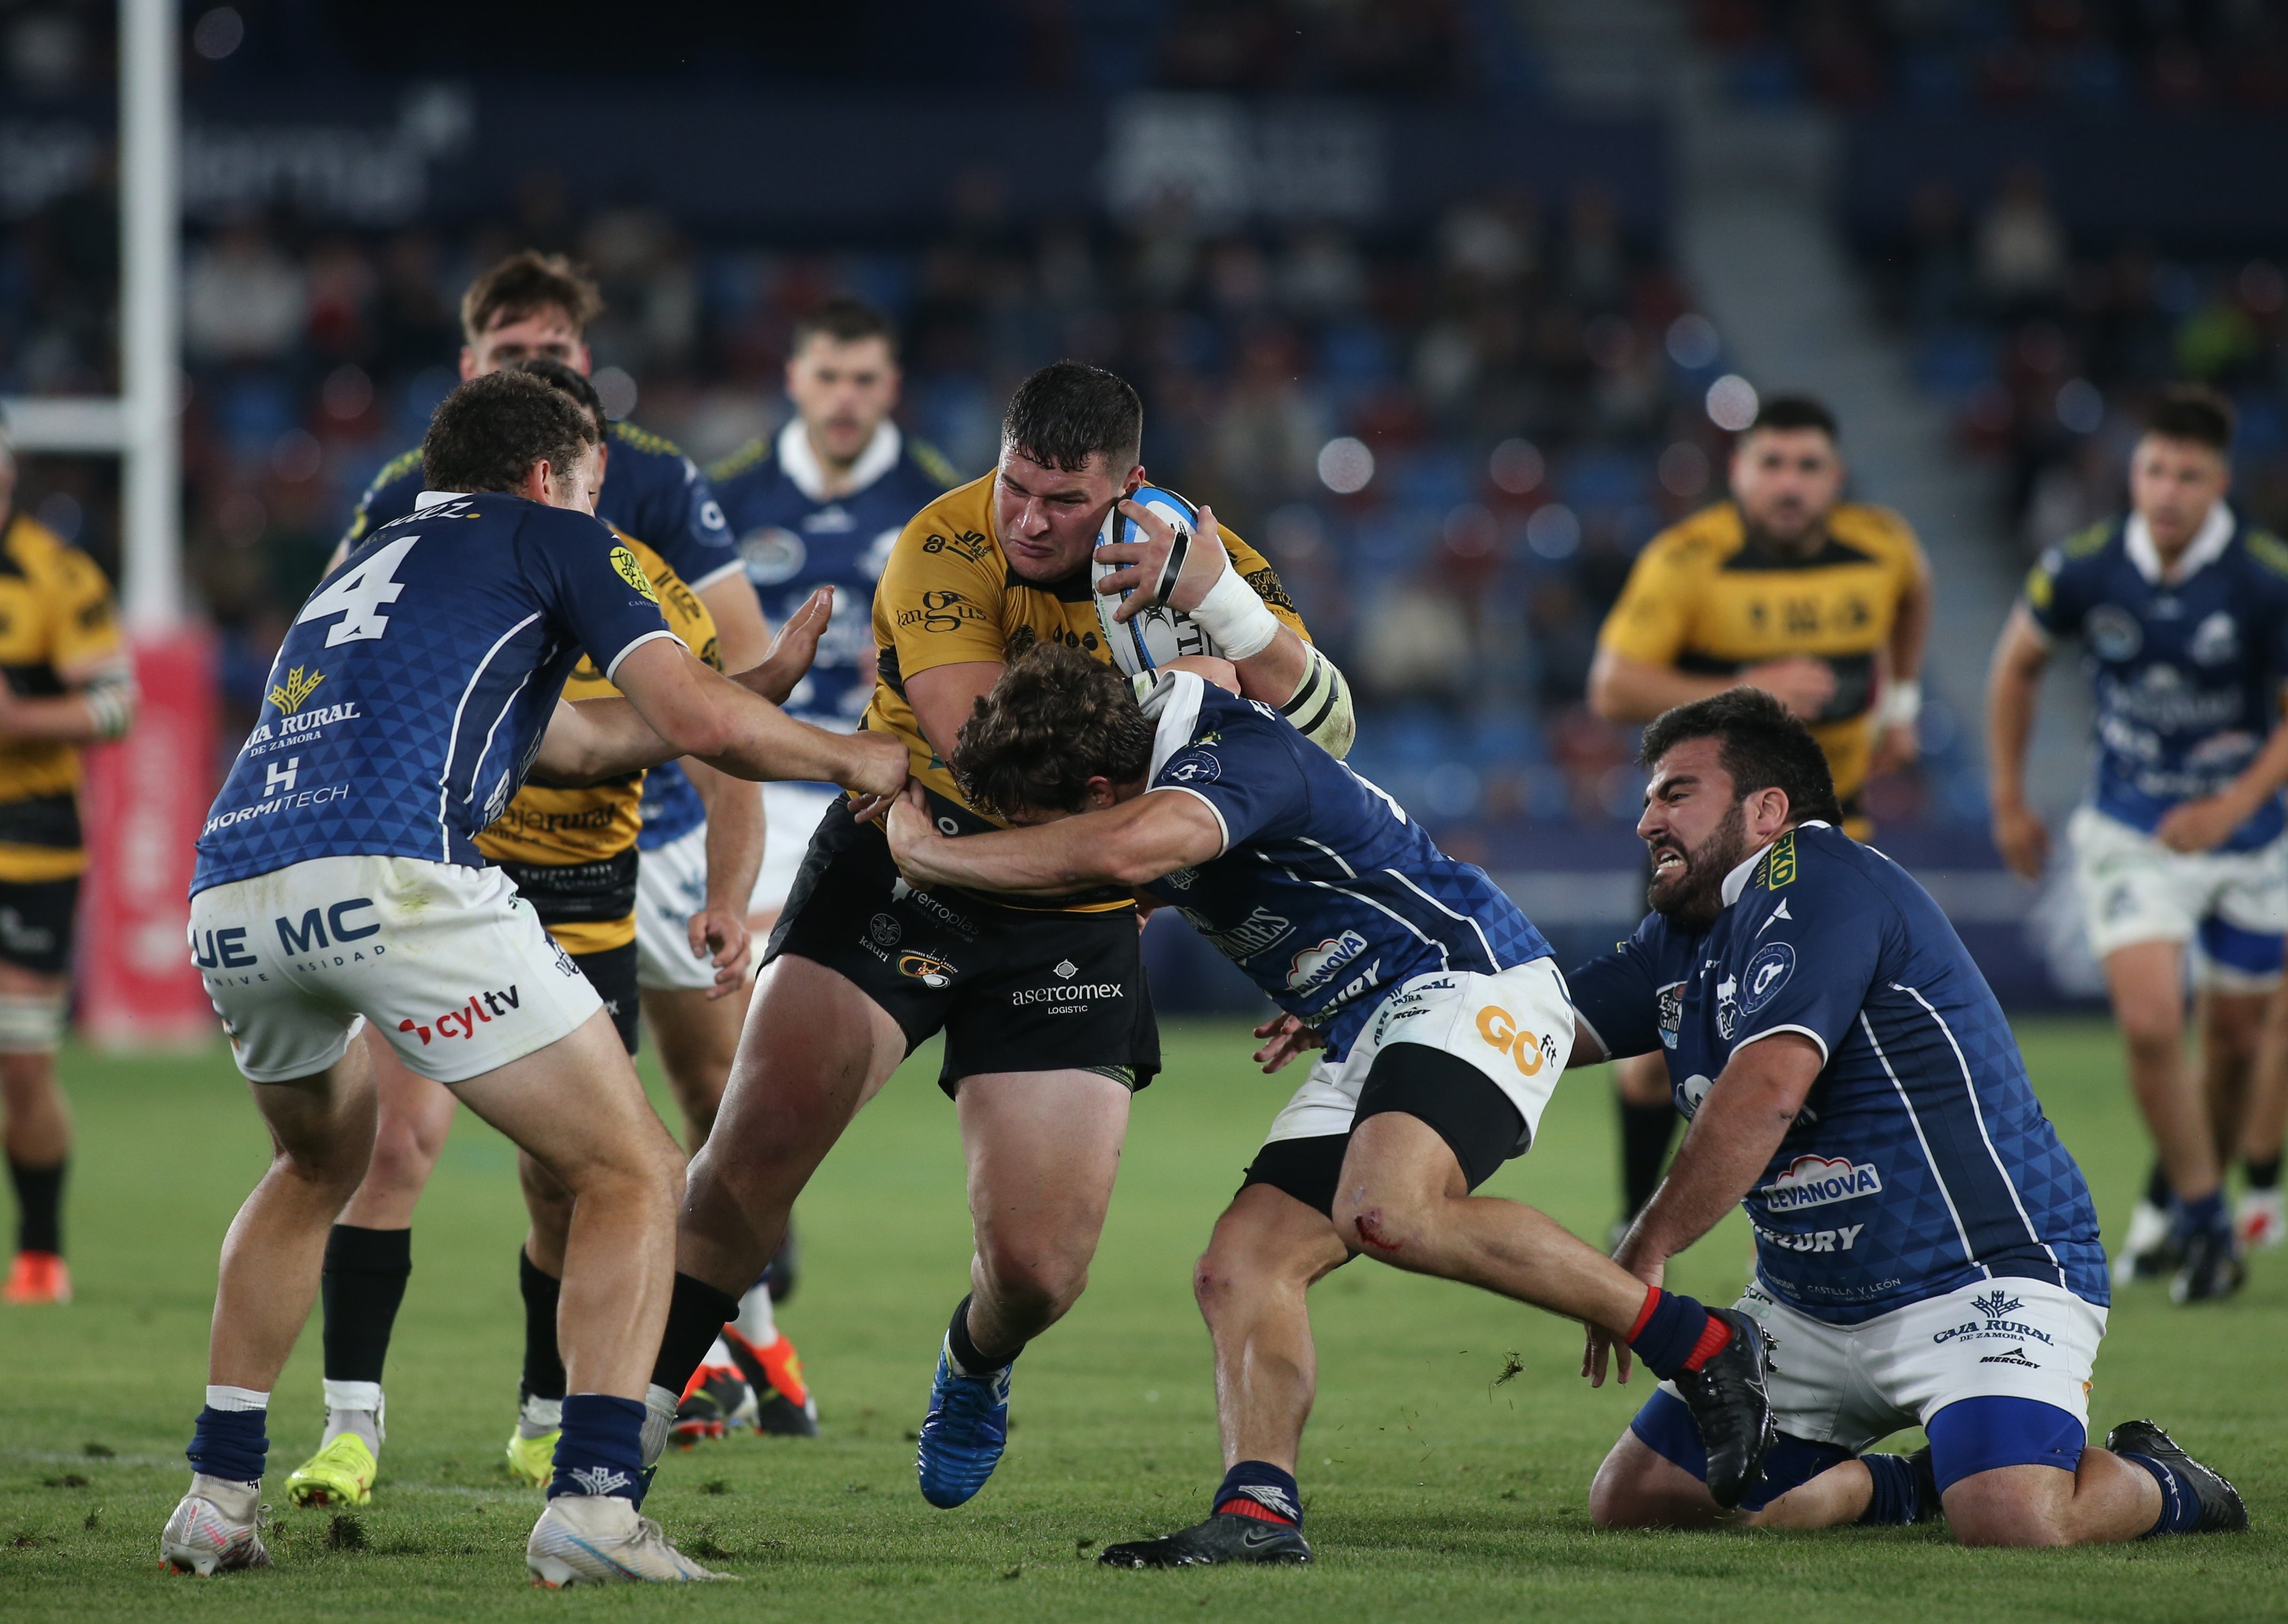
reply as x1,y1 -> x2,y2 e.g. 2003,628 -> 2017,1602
1714,974 -> 1738,1040
1162,866 -> 1197,889
1749,1217 -> 1866,1254
1054,958 -> 1078,979
1758,1153 -> 1883,1212
870,913 -> 902,947
919,529 -> 989,562
1656,980 -> 1685,1049
1739,942 -> 1797,1014
1474,1003 -> 1557,1077
1932,1290 -> 2057,1348
1679,1071 -> 1715,1117
266,664 -> 325,713
897,590 -> 989,633
1978,1346 -> 2041,1367
398,986 -> 522,1045
1762,831 -> 1797,890
1010,980 -> 1125,1009
1288,929 -> 1369,991
889,878 -> 978,938
897,952 -> 956,988
610,545 -> 659,602
1188,905 -> 1293,959
2086,604 -> 2143,661
1163,749 -> 1221,785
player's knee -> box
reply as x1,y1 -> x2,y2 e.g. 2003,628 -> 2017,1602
978,1236 -> 1089,1319
1587,1446 -> 1660,1529
363,1112 -> 441,1194
1329,1183 -> 1430,1262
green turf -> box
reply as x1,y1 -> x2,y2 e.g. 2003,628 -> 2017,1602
1,1016 -> 2282,1620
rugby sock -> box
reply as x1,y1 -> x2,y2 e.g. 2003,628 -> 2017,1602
2145,1162 -> 2173,1211
548,1393 -> 646,1501
319,1379 -> 383,1454
2247,1155 -> 2281,1192
2118,1452 -> 2204,1536
1618,1101 -> 1673,1219
945,1292 -> 1022,1377
1624,1287 -> 1732,1381
189,1386 -> 269,1486
7,1156 -> 62,1255
1856,1453 -> 1925,1525
735,1278 -> 779,1347
2171,1189 -> 2231,1241
320,1224 -> 411,1384
651,1272 -> 741,1399
518,1247 -> 568,1429
1212,1461 -> 1302,1528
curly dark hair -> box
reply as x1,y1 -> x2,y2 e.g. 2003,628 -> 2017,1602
1639,686 -> 1843,826
512,356 -> 606,434
951,640 -> 1157,819
421,369 -> 599,497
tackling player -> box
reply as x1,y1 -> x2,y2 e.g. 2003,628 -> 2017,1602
669,295 -> 958,1432
636,362 -> 1358,1513
1572,688 -> 2244,1546
0,416 -> 136,1306
1590,395 -> 1931,1242
883,644 -> 1776,1566
163,370 -> 904,1582
1988,385 -> 2288,1301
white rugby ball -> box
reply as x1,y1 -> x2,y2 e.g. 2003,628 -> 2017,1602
1092,484 -> 1217,677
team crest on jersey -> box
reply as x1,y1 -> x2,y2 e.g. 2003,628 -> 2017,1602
1739,942 -> 1795,1014
1714,974 -> 1738,1040
737,526 -> 806,584
898,952 -> 956,988
609,545 -> 659,603
266,665 -> 325,713
2086,604 -> 2142,661
2190,610 -> 2239,666
1165,750 -> 1222,785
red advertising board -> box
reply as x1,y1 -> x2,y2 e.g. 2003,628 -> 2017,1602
78,627 -> 218,1047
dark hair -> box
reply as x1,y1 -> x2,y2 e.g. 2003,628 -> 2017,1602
1639,687 -> 1843,826
951,639 -> 1156,818
792,294 -> 897,358
1746,393 -> 1839,443
2147,383 -> 2235,453
422,369 -> 599,497
460,249 -> 604,344
512,356 -> 605,435
1001,360 -> 1142,474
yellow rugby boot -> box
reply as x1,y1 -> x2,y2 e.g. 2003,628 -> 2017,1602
284,1433 -> 376,1508
505,1426 -> 559,1488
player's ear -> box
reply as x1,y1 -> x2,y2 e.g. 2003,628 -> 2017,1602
1082,775 -> 1120,810
458,346 -> 478,382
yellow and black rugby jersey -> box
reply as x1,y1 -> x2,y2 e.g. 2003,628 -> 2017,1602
1598,500 -> 1925,811
0,514 -> 127,881
863,472 -> 1308,906
476,536 -> 718,955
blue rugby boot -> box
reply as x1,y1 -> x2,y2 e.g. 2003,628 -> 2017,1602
915,1342 -> 1011,1508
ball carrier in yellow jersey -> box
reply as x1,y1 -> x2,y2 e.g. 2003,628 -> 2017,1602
639,361 -> 1356,1509
1589,394 -> 1932,1242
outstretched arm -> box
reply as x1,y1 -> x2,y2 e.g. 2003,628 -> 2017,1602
884,782 -> 1224,896
1986,604 -> 2053,880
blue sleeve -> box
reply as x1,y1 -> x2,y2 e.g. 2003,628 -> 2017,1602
527,512 -> 675,678
1567,921 -> 1664,1060
1727,877 -> 1885,1064
2023,545 -> 2085,641
1151,712 -> 1309,852
642,455 -> 739,589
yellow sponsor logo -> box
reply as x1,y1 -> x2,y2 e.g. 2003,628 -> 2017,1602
897,952 -> 956,988
1475,1004 -> 1547,1076
267,665 -> 325,713
610,545 -> 658,602
1765,830 -> 1796,890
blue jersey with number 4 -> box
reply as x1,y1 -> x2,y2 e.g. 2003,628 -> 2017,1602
1567,822 -> 2106,1326
1135,675 -> 1551,1055
193,493 -> 675,893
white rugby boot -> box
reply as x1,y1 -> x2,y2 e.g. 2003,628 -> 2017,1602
160,1474 -> 271,1575
525,1493 -> 730,1586
2236,1188 -> 2286,1251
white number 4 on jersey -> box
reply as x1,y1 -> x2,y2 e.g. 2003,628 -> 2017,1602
297,535 -> 416,645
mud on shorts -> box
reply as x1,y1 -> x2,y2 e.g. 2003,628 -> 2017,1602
766,798 -> 1159,1096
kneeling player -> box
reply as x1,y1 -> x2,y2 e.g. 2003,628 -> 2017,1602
1571,688 -> 2244,1544
884,643 -> 1777,1565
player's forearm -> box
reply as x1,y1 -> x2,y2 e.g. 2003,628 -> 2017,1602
1628,1037 -> 1819,1263
1890,566 -> 1934,684
1587,650 -> 1732,724
1242,633 -> 1355,760
532,697 -> 677,783
687,758 -> 764,911
1984,620 -> 2048,809
699,574 -> 770,673
896,821 -> 1128,896
0,690 -> 131,744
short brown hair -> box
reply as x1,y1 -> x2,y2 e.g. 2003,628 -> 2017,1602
792,295 -> 897,359
1639,685 -> 1844,827
951,639 -> 1156,819
2147,383 -> 2235,454
1002,361 -> 1142,474
422,369 -> 599,496
460,250 -> 604,345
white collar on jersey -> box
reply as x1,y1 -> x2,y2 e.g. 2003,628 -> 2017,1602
1144,671 -> 1207,781
414,489 -> 469,509
776,416 -> 902,504
2126,501 -> 2234,586
1719,820 -> 1833,908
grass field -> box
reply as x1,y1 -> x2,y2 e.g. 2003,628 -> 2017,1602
2,1016 -> 2284,1621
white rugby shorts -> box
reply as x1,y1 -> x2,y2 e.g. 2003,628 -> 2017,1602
634,823 -> 717,992
2069,805 -> 2288,988
189,855 -> 602,1085
753,782 -> 839,917
1262,958 -> 1572,1155
1670,1275 -> 2106,1452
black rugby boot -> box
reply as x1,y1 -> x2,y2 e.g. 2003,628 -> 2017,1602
2105,1420 -> 2248,1533
1671,1308 -> 1776,1509
2170,1227 -> 2246,1304
1098,1512 -> 1313,1568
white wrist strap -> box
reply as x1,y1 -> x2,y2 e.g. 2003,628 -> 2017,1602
1189,563 -> 1280,660
1878,678 -> 1922,729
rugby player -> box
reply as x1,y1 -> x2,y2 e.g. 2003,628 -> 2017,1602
638,361 -> 1358,1512
1573,688 -> 2243,1545
671,295 -> 958,1435
278,361 -> 748,1507
882,644 -> 1776,1566
1988,385 -> 2288,1301
0,416 -> 136,1306
165,370 -> 903,1582
1591,395 -> 1931,1242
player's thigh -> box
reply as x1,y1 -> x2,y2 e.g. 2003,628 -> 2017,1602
1613,1050 -> 1671,1107
0,952 -> 66,1113
705,953 -> 908,1185
639,981 -> 749,1134
452,1008 -> 681,1194
2102,939 -> 2189,1040
2191,840 -> 2288,999
245,1037 -> 379,1185
953,1068 -> 1133,1266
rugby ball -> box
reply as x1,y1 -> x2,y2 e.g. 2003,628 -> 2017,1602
1092,484 -> 1217,677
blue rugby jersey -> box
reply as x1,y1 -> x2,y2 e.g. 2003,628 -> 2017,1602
2025,506 -> 2288,851
1136,675 -> 1552,1056
194,492 -> 675,892
1568,822 -> 2108,1326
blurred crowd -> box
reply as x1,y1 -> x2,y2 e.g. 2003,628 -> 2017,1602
1696,0 -> 2288,110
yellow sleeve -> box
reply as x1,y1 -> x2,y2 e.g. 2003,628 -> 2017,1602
1216,524 -> 1312,644
1597,539 -> 1696,666
46,545 -> 125,673
651,558 -> 721,672
875,516 -> 1008,681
